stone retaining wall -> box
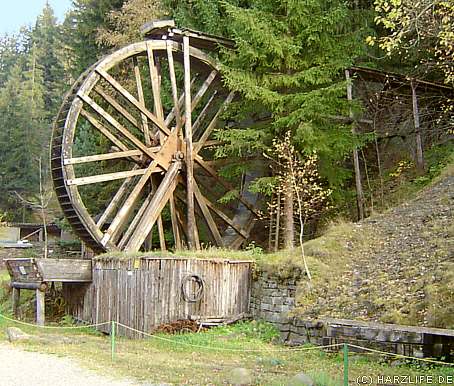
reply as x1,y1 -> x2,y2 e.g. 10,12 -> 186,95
251,272 -> 454,360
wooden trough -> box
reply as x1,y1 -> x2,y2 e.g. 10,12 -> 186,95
63,256 -> 253,337
5,258 -> 92,325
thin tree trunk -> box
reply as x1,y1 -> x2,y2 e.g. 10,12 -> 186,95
39,158 -> 48,259
283,178 -> 294,249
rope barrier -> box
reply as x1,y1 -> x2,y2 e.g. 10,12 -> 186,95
0,313 -> 453,367
346,343 -> 454,367
116,321 -> 344,353
0,313 -> 109,329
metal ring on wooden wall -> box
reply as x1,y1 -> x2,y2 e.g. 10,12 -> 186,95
181,274 -> 205,303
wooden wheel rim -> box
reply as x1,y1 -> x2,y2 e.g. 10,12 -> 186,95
52,39 -> 257,253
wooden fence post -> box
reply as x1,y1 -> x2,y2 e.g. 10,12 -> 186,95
411,79 -> 425,171
36,289 -> 45,326
345,69 -> 365,220
12,288 -> 20,318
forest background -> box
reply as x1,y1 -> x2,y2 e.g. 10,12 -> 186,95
0,0 -> 452,249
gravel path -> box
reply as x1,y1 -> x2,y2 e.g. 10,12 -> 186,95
0,344 -> 139,386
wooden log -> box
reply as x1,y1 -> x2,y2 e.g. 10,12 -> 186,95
36,289 -> 45,326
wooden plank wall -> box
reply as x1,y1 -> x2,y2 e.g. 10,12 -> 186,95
64,257 -> 252,337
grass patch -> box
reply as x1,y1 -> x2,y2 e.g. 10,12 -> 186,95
0,318 -> 452,385
96,247 -> 260,262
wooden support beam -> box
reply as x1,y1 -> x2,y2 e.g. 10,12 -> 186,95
66,168 -> 151,186
36,289 -> 45,326
345,69 -> 365,220
184,36 -> 197,250
411,79 -> 425,171
12,288 -> 20,319
124,161 -> 181,251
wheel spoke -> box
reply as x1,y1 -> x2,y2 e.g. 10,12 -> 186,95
124,161 -> 182,251
80,109 -> 133,156
96,68 -> 171,137
165,77 -> 197,127
97,166 -> 140,228
147,42 -> 165,125
166,40 -> 182,130
193,180 -> 223,247
101,159 -> 160,246
192,90 -> 217,137
79,93 -> 164,167
64,149 -> 155,165
169,194 -> 182,250
200,193 -> 249,240
94,86 -> 143,136
194,92 -> 235,154
133,57 -> 152,146
118,189 -> 153,249
194,155 -> 261,218
66,168 -> 152,186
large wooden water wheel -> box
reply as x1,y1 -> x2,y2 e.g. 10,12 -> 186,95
51,21 -> 260,253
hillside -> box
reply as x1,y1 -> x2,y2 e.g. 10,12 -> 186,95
288,163 -> 453,328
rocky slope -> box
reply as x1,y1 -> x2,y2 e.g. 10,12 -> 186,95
294,167 -> 454,328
